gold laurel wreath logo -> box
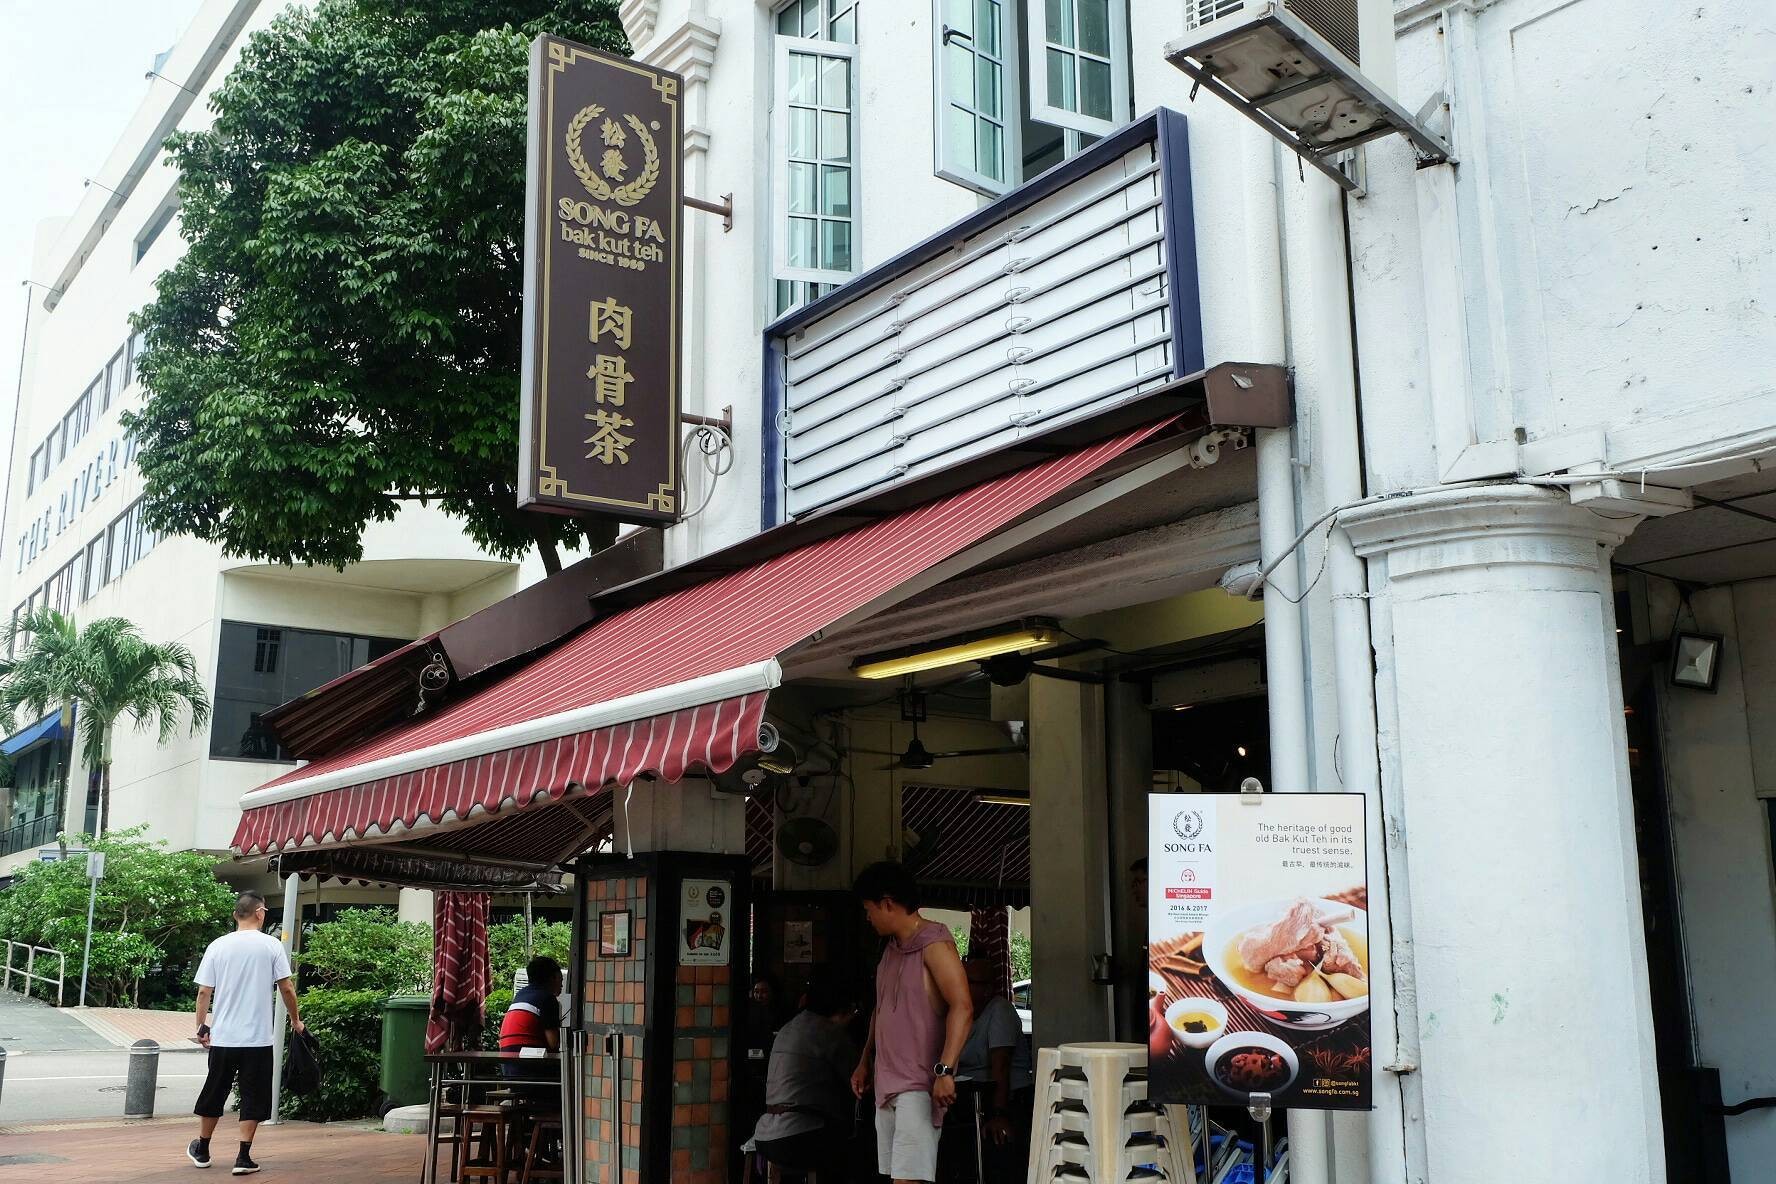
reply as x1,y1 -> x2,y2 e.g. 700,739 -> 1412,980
565,103 -> 661,207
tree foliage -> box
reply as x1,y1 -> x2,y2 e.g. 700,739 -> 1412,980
0,610 -> 211,835
280,988 -> 388,1121
126,0 -> 629,573
0,827 -> 235,1006
486,914 -> 573,988
297,906 -> 434,995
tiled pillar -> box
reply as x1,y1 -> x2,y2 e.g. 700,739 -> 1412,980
577,853 -> 750,1184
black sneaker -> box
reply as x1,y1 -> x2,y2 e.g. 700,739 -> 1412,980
187,1140 -> 211,1169
231,1149 -> 260,1176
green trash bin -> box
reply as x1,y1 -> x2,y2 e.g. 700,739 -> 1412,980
379,995 -> 432,1111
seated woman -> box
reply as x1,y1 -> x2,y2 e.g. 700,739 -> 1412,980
752,977 -> 858,1181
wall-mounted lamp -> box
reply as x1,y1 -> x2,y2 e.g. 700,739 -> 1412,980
974,792 -> 1030,808
851,618 -> 1064,680
1670,632 -> 1723,693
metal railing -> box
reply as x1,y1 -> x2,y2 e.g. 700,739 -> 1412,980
0,813 -> 60,858
2,940 -> 67,1006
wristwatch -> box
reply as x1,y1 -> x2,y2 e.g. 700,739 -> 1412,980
933,1062 -> 955,1078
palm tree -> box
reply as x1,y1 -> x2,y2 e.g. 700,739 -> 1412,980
0,609 -> 211,836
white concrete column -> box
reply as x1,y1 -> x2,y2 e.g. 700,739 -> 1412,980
612,778 -> 747,855
397,887 -> 435,927
1343,486 -> 1662,1183
1027,675 -> 1113,1048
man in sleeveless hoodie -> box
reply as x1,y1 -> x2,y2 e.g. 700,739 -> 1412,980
850,861 -> 973,1184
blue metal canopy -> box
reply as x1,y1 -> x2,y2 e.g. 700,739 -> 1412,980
2,712 -> 64,757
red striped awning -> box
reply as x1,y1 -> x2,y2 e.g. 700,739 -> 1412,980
232,418 -> 1175,858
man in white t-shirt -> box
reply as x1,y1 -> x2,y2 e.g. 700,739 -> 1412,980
187,891 -> 305,1175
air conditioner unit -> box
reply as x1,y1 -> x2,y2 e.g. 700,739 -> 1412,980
1186,0 -> 1360,67
1165,2 -> 1449,192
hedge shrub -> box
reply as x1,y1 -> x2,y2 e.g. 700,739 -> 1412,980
282,988 -> 385,1122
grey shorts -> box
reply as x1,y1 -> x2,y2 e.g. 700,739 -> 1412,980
875,1091 -> 941,1181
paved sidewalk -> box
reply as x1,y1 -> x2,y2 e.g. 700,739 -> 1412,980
64,1006 -> 203,1049
0,1117 -> 424,1181
0,989 -> 109,1053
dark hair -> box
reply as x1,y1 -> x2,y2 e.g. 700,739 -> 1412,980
234,891 -> 266,920
527,956 -> 563,985
801,975 -> 852,1017
853,861 -> 921,911
1129,857 -> 1148,874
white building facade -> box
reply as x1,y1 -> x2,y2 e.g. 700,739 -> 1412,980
0,0 -> 561,891
613,0 -> 1775,1179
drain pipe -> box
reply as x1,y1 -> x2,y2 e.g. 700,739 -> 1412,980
1299,169 -> 1424,1182
1243,128 -> 1333,1184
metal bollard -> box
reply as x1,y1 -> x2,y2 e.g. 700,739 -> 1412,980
125,1039 -> 160,1118
0,1045 -> 8,1109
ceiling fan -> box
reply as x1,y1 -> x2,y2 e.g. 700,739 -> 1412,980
861,690 -> 1028,770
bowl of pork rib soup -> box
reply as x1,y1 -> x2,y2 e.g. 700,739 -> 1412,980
1203,896 -> 1372,1029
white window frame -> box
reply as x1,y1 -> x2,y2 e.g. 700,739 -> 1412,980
1025,0 -> 1130,138
772,34 -> 861,286
932,0 -> 1022,196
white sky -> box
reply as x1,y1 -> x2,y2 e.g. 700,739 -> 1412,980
0,0 -> 205,487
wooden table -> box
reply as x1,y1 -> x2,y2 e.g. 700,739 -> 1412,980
422,1050 -> 562,1184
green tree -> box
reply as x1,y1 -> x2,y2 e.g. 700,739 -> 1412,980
0,610 -> 211,836
0,826 -> 235,1006
297,907 -> 433,995
126,0 -> 629,575
486,915 -> 573,990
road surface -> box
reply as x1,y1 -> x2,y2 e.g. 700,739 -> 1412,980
1,1046 -> 209,1124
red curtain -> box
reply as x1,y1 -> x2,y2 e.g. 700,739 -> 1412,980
426,891 -> 491,1053
967,906 -> 1011,999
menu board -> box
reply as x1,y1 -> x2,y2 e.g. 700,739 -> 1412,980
1148,793 -> 1372,1111
679,878 -> 733,966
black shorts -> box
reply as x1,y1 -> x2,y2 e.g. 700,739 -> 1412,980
195,1046 -> 275,1122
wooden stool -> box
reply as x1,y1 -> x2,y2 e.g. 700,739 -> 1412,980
426,1101 -> 467,1184
519,1115 -> 564,1184
458,1107 -> 510,1184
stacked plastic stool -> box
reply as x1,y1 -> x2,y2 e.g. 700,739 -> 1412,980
1026,1043 -> 1199,1184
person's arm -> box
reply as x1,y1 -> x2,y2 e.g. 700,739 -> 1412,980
851,1009 -> 876,1097
276,977 -> 305,1033
925,941 -> 973,1106
194,985 -> 213,1048
544,995 -> 562,1051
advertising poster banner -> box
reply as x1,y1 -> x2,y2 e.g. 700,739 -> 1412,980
679,878 -> 732,966
519,34 -> 682,523
1148,792 -> 1372,1111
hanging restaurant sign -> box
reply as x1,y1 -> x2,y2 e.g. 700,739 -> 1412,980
1148,791 -> 1373,1111
519,34 -> 682,523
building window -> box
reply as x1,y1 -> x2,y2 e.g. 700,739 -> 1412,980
934,0 -> 1122,192
82,535 -> 107,601
105,503 -> 139,583
1026,0 -> 1128,137
211,622 -> 406,760
104,348 -> 126,411
26,447 -> 41,496
773,35 -> 859,288
773,2 -> 859,313
134,201 -> 179,266
777,0 -> 858,40
125,330 -> 146,391
934,0 -> 1015,194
